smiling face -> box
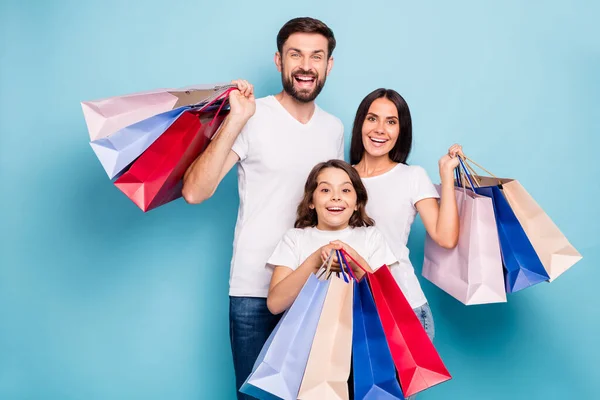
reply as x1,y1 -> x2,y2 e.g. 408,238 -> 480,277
310,167 -> 358,231
361,97 -> 400,159
276,32 -> 333,103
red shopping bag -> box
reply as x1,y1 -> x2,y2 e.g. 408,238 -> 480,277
341,250 -> 451,397
114,109 -> 227,212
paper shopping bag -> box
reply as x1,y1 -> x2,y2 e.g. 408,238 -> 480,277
352,278 -> 405,399
298,274 -> 353,399
240,274 -> 330,400
423,184 -> 506,305
113,109 -> 227,212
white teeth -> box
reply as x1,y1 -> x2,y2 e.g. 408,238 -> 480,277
370,137 -> 387,143
295,76 -> 314,81
327,207 -> 344,211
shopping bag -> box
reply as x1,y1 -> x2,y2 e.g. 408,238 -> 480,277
458,157 -> 550,293
298,269 -> 354,399
90,87 -> 234,179
497,177 -> 582,281
240,255 -> 333,400
113,109 -> 227,212
340,251 -> 451,398
82,83 -> 231,141
422,180 -> 506,305
352,277 -> 405,399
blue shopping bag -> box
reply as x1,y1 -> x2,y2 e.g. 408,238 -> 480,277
240,273 -> 329,400
458,157 -> 549,293
353,277 -> 405,399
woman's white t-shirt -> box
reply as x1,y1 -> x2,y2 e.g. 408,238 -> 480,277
267,226 -> 397,272
361,163 -> 440,308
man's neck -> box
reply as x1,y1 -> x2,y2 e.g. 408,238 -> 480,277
274,91 -> 316,124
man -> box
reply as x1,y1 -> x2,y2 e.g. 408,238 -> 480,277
182,17 -> 344,399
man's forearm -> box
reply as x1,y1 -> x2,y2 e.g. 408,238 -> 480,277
182,115 -> 247,204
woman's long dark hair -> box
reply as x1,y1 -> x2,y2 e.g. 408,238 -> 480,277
295,159 -> 374,229
349,88 -> 413,165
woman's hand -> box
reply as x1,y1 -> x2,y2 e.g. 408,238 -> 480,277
438,143 -> 464,183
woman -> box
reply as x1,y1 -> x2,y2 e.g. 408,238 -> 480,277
350,88 -> 462,346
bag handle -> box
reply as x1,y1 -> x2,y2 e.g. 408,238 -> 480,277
339,249 -> 369,276
316,249 -> 336,279
191,87 -> 238,126
336,250 -> 356,282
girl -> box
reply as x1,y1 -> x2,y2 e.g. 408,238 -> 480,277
266,159 -> 397,315
350,88 -> 462,344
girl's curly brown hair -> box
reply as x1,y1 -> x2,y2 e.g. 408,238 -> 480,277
295,159 -> 374,229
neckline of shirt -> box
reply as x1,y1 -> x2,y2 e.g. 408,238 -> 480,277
266,95 -> 321,128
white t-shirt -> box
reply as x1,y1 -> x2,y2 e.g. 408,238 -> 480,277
229,96 -> 344,297
361,163 -> 440,308
267,226 -> 397,273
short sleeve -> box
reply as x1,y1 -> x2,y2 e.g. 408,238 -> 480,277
231,120 -> 251,162
367,228 -> 398,271
411,166 -> 440,206
266,229 -> 302,271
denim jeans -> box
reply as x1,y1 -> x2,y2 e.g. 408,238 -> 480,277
229,296 -> 281,400
406,302 -> 435,400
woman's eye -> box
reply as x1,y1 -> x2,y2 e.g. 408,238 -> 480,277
367,116 -> 376,122
388,120 -> 397,125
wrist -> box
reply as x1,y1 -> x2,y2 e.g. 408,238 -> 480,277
227,112 -> 251,127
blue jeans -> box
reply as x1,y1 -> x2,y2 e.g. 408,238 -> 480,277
229,296 -> 281,400
406,303 -> 435,400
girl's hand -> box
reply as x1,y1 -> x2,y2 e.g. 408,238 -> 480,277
329,240 -> 370,278
438,143 -> 464,183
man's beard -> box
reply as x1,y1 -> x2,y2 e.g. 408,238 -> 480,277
281,67 -> 326,103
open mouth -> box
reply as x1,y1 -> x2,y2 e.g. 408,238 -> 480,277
369,136 -> 389,146
294,74 -> 316,87
326,206 -> 346,214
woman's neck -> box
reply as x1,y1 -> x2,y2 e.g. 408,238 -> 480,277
355,154 -> 398,178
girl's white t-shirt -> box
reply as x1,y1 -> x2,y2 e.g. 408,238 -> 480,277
361,163 -> 440,308
267,226 -> 397,272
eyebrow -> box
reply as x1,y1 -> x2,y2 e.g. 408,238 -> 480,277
367,112 -> 398,120
317,181 -> 353,186
287,48 -> 326,55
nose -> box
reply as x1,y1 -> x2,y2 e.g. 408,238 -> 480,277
302,56 -> 311,70
331,190 -> 341,201
374,120 -> 386,134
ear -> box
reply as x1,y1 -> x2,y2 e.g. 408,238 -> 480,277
275,52 -> 282,73
325,56 -> 334,77
309,203 -> 315,210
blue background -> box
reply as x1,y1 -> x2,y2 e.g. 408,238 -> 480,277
1,0 -> 598,399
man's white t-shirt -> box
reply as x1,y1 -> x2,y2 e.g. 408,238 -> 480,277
267,226 -> 397,273
229,95 -> 344,297
361,163 -> 440,308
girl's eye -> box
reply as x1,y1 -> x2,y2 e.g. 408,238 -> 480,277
320,188 -> 329,193
343,189 -> 352,193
